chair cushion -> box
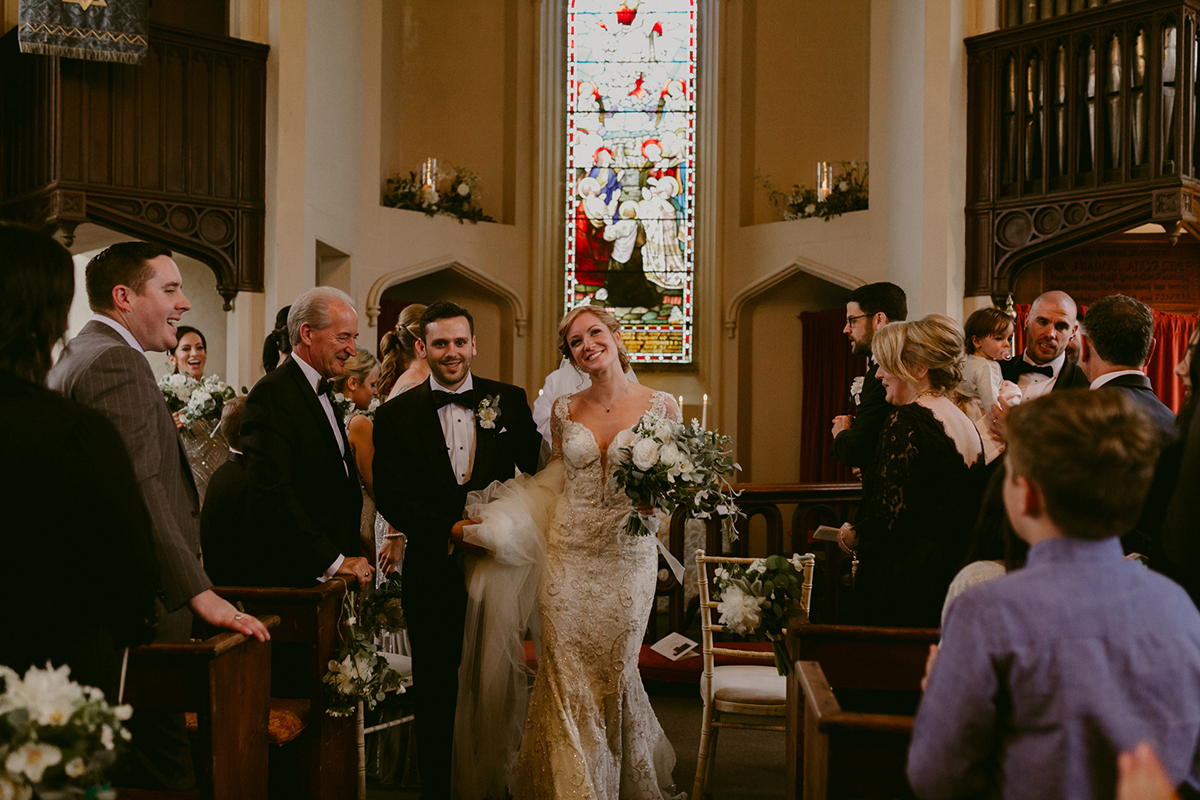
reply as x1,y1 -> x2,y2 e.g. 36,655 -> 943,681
185,698 -> 309,746
711,665 -> 787,705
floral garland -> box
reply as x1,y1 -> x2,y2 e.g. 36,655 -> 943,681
769,160 -> 869,222
712,554 -> 812,675
322,575 -> 409,718
1,662 -> 133,800
382,164 -> 494,225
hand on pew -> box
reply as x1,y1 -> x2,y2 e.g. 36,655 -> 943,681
190,588 -> 271,641
335,555 -> 375,586
920,644 -> 938,691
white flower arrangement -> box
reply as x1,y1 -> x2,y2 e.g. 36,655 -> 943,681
0,663 -> 132,799
476,394 -> 501,430
157,371 -> 199,413
322,577 -> 409,717
608,412 -> 745,538
712,555 -> 811,674
178,374 -> 236,429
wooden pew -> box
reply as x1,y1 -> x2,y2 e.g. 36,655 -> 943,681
214,579 -> 356,800
785,624 -> 939,800
117,614 -> 280,800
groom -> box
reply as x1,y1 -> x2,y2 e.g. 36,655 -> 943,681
374,300 -> 540,799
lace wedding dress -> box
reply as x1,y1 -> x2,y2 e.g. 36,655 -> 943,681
513,390 -> 684,800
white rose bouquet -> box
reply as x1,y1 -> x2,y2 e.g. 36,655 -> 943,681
609,412 -> 744,538
175,375 -> 238,439
0,662 -> 133,800
322,578 -> 409,717
712,554 -> 812,674
157,371 -> 199,414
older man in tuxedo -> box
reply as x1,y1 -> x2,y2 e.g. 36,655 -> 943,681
374,300 -> 541,799
48,241 -> 268,791
240,286 -> 373,588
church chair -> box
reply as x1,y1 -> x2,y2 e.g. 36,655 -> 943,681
794,660 -> 916,800
116,614 -> 280,800
355,652 -> 414,800
784,624 -> 938,800
214,579 -> 357,800
692,550 -> 815,799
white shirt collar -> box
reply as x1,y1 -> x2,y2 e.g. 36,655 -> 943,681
91,314 -> 144,354
1090,369 -> 1146,390
292,352 -> 324,392
1023,350 -> 1066,377
429,373 -> 474,394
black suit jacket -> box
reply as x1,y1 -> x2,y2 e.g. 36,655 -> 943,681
241,357 -> 363,587
832,360 -> 887,471
1097,374 -> 1177,443
2,372 -> 158,700
199,452 -> 253,586
999,353 -> 1091,392
373,376 -> 541,584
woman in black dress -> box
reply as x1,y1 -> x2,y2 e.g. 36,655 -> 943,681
838,314 -> 985,628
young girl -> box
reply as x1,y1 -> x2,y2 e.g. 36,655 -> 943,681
959,307 -> 1014,421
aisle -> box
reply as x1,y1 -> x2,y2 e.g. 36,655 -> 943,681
365,687 -> 787,799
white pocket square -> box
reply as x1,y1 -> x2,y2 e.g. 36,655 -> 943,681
499,427 -> 508,434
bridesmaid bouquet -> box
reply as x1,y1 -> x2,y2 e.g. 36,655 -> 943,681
177,375 -> 237,430
0,662 -> 133,800
157,371 -> 200,413
609,412 -> 744,538
713,555 -> 812,674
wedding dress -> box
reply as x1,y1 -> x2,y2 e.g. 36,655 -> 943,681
454,390 -> 684,800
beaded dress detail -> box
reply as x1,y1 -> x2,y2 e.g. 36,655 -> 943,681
513,390 -> 683,800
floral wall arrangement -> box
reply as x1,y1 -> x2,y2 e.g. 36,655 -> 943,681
382,164 -> 494,224
767,160 -> 869,222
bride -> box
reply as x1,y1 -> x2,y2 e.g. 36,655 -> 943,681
455,306 -> 684,800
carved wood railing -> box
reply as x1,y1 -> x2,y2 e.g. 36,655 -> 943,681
0,26 -> 268,308
966,0 -> 1200,299
1002,0 -> 1137,29
651,483 -> 863,637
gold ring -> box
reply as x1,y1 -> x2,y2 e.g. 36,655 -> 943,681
234,614 -> 243,620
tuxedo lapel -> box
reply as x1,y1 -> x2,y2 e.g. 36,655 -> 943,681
469,379 -> 498,487
410,383 -> 460,491
284,358 -> 345,467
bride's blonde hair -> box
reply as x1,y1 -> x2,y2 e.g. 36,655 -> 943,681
557,305 -> 631,372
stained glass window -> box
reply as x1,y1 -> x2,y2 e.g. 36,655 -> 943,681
566,0 -> 697,363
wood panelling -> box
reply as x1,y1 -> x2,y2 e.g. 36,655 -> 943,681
0,25 -> 268,308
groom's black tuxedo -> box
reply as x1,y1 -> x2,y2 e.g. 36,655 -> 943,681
240,356 -> 363,587
373,374 -> 540,798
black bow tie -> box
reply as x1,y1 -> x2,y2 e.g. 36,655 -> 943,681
1015,360 -> 1054,379
315,378 -> 334,397
432,389 -> 475,410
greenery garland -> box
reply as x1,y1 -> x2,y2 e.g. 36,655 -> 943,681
382,165 -> 494,224
768,160 -> 869,222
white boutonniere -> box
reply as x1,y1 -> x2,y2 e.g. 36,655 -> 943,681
476,394 -> 502,430
850,376 -> 865,406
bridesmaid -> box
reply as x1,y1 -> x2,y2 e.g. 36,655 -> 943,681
330,351 -> 382,559
168,325 -> 226,504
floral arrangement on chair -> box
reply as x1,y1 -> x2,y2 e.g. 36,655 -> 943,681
382,164 -> 495,224
322,575 -> 409,718
0,662 -> 133,800
769,161 -> 869,222
609,412 -> 744,538
712,554 -> 812,675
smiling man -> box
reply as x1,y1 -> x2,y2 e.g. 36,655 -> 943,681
48,241 -> 269,792
1000,290 -> 1091,398
240,286 -> 373,588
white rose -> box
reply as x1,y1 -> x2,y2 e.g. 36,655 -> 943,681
653,418 -> 675,441
838,181 -> 849,191
456,182 -> 471,197
749,558 -> 767,575
658,442 -> 682,467
191,390 -> 212,407
478,407 -> 498,429
613,428 -> 637,451
716,585 -> 765,635
804,203 -> 816,214
631,438 -> 660,471
168,373 -> 188,389
421,186 -> 439,206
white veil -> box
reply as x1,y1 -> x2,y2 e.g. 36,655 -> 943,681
451,461 -> 565,800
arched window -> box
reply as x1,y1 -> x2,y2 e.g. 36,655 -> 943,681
566,0 -> 697,363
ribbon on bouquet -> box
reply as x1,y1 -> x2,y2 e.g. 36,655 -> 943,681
634,511 -> 687,586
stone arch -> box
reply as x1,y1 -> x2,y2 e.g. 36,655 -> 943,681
724,255 -> 863,338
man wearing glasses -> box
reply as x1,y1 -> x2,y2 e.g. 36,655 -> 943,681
831,282 -> 908,488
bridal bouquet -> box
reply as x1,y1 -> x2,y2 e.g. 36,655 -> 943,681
609,412 -> 744,538
713,554 -> 811,674
322,576 -> 409,717
157,371 -> 200,413
1,662 -> 133,800
177,375 -> 238,432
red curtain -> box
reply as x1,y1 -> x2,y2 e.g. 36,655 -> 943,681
1007,304 -> 1195,413
799,308 -> 867,483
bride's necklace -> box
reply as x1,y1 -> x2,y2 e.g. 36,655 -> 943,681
597,381 -> 631,412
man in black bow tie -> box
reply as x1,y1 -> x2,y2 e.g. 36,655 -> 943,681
240,287 -> 373,588
999,290 -> 1090,398
374,300 -> 540,799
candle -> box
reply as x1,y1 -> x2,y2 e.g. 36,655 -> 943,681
678,395 -> 684,414
538,389 -> 544,397
701,394 -> 708,430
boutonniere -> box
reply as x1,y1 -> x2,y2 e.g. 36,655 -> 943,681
476,394 -> 502,430
850,376 -> 865,406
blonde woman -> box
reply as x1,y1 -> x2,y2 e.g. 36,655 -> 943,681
837,314 -> 985,628
331,351 -> 380,557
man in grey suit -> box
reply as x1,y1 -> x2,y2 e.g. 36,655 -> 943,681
48,241 -> 268,790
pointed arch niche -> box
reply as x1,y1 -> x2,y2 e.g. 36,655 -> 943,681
733,266 -> 852,484
365,261 -> 525,385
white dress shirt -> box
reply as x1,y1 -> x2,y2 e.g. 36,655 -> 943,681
431,373 -> 476,485
1016,352 -> 1067,401
92,314 -> 145,353
292,353 -> 348,580
1090,369 -> 1146,390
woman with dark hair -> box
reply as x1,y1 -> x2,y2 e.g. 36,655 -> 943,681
0,223 -> 158,700
261,305 -> 292,373
165,322 -> 226,503
378,303 -> 429,401
167,325 -> 207,379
